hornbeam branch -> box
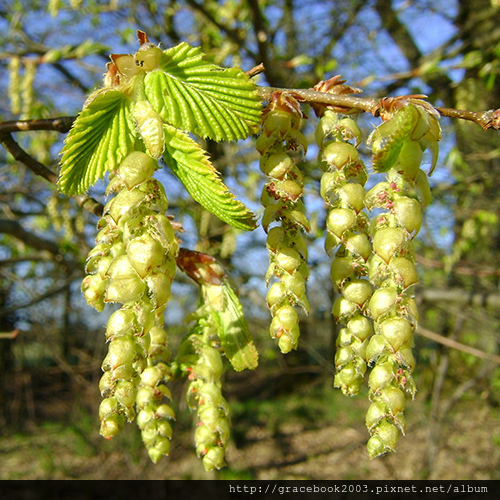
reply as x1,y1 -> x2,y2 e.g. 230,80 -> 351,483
417,326 -> 500,364
0,131 -> 103,217
257,86 -> 500,130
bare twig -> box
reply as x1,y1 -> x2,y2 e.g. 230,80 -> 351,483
416,325 -> 500,364
419,287 -> 500,309
0,133 -> 58,184
0,116 -> 75,134
0,218 -> 61,256
0,329 -> 19,339
0,131 -> 104,217
0,275 -> 80,319
257,86 -> 500,129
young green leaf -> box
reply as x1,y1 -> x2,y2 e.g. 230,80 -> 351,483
58,90 -> 136,195
204,283 -> 259,372
162,123 -> 257,231
145,43 -> 262,141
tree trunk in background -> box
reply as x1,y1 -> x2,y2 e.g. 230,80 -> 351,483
451,0 -> 500,290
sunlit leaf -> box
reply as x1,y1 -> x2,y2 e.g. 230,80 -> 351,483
203,283 -> 258,372
58,90 -> 136,195
162,124 -> 257,231
145,43 -> 262,141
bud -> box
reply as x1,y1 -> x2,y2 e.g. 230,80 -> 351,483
332,297 -> 359,321
322,141 -> 360,171
365,401 -> 387,430
275,247 -> 302,274
106,308 -> 137,340
368,287 -> 398,322
146,271 -> 173,308
375,419 -> 399,451
342,279 -> 372,307
347,315 -> 374,342
100,413 -> 125,439
99,370 -> 114,397
105,189 -> 147,225
337,183 -> 366,213
99,397 -> 119,420
126,234 -> 165,278
373,227 -> 407,264
105,275 -> 147,304
335,346 -> 354,368
273,179 -> 303,201
393,196 -> 422,234
388,257 -> 419,289
261,152 -> 295,179
379,386 -> 406,415
368,362 -> 395,392
262,110 -> 292,137
379,317 -> 414,351
345,233 -> 371,261
81,274 -> 107,312
105,255 -> 147,303
365,334 -> 390,363
203,446 -> 226,471
365,182 -> 392,210
334,364 -> 363,395
270,305 -> 299,336
330,257 -> 355,288
118,151 -> 157,189
367,435 -> 386,459
327,208 -> 357,238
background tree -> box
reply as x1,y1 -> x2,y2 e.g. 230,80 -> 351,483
0,0 -> 499,479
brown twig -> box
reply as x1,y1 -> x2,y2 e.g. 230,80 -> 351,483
0,329 -> 19,339
257,86 -> 500,129
0,131 -> 103,217
0,116 -> 75,134
417,325 -> 500,364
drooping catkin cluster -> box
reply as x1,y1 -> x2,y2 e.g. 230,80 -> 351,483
82,151 -> 178,462
314,78 -> 374,396
363,99 -> 441,458
256,91 -> 310,353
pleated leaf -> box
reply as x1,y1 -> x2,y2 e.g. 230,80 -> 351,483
163,123 -> 257,231
58,90 -> 136,195
214,282 -> 259,371
145,43 -> 262,141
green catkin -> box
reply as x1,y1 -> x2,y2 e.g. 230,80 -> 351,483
312,76 -> 373,396
8,56 -> 21,114
83,151 -> 178,461
174,249 -> 257,471
364,101 -> 441,458
257,92 -> 310,353
181,317 -> 231,472
21,59 -> 37,120
317,111 -> 373,396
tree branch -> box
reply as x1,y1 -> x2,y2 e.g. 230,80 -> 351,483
0,131 -> 104,217
419,287 -> 500,309
0,218 -> 62,256
417,325 -> 500,364
257,86 -> 500,129
0,276 -> 79,320
0,116 -> 75,134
